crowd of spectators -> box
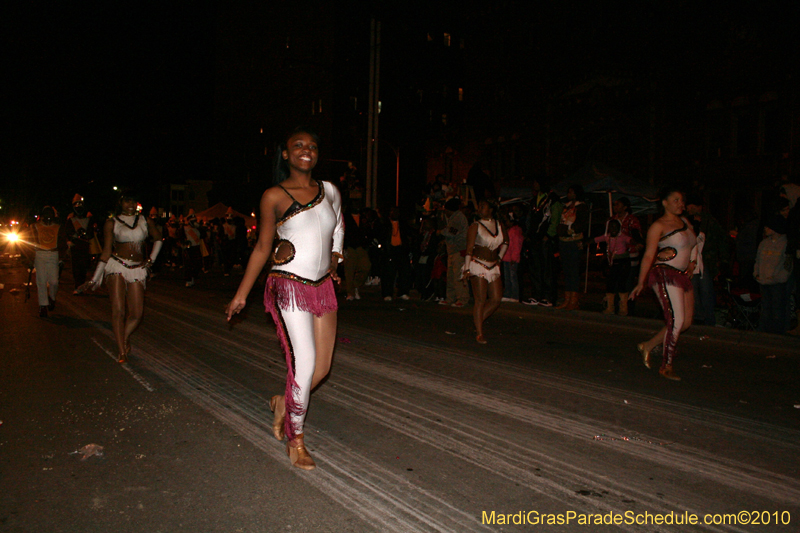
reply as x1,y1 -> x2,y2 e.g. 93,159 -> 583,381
13,172 -> 798,338
147,209 -> 252,285
333,170 -> 800,337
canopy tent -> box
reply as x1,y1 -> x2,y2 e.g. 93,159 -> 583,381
499,164 -> 658,215
552,163 -> 659,216
195,202 -> 257,228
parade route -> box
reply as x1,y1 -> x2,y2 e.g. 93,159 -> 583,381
2,263 -> 799,532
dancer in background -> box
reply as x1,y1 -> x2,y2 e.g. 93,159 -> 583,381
463,200 -> 507,344
83,192 -> 162,363
226,127 -> 343,471
630,187 -> 697,381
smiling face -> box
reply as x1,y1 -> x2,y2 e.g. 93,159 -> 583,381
282,132 -> 319,174
662,191 -> 685,216
120,197 -> 137,215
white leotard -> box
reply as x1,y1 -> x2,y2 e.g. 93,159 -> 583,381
114,214 -> 148,244
655,217 -> 696,272
272,180 -> 344,282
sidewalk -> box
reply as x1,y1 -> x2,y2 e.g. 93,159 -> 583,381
357,277 -> 800,357
509,296 -> 800,357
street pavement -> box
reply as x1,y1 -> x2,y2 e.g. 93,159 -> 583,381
1,257 -> 799,533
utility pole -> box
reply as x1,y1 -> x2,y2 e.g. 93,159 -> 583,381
366,18 -> 381,208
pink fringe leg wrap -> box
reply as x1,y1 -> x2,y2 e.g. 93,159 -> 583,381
264,274 -> 337,440
647,265 -> 692,370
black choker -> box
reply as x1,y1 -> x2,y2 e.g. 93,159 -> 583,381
116,214 -> 139,229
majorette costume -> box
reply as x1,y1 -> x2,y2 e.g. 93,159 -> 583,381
463,219 -> 507,283
264,180 -> 344,441
90,214 -> 162,289
647,217 -> 697,371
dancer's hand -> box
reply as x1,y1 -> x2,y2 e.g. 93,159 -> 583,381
629,283 -> 644,300
76,281 -> 96,293
328,257 -> 341,283
226,296 -> 247,321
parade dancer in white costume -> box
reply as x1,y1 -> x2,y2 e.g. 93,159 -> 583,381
630,187 -> 697,381
83,192 -> 162,363
226,127 -> 344,471
463,200 -> 508,344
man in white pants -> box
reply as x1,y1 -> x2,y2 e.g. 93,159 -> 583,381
31,206 -> 67,317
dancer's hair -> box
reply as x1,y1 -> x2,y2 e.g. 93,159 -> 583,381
115,190 -> 139,215
656,185 -> 684,215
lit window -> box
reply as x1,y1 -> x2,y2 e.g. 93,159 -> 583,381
458,88 -> 464,101
444,33 -> 451,47
378,100 -> 382,114
442,114 -> 447,126
427,33 -> 433,42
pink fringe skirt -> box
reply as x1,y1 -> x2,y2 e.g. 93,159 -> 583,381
263,272 -> 338,440
647,263 -> 693,292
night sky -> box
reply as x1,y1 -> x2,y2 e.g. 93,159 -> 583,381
3,2 -> 214,213
2,1 -> 797,217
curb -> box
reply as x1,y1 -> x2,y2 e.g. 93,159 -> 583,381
497,301 -> 800,357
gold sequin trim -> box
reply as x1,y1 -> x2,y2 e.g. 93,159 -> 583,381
276,184 -> 325,227
271,239 -> 296,266
268,270 -> 331,286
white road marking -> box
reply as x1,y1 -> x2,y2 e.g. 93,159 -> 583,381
90,337 -> 155,392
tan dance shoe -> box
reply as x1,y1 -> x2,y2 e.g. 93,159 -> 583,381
269,395 -> 286,441
287,433 -> 316,470
637,343 -> 651,369
659,365 -> 681,381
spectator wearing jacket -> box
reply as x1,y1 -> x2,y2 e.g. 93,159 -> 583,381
501,210 -> 524,302
555,184 -> 589,310
380,207 -> 412,301
439,198 -> 469,307
755,215 -> 793,334
523,178 -> 562,307
685,194 -> 728,326
343,210 -> 371,300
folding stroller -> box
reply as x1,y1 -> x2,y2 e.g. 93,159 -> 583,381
722,278 -> 761,330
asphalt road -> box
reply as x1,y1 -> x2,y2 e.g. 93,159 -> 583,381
1,258 -> 799,533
